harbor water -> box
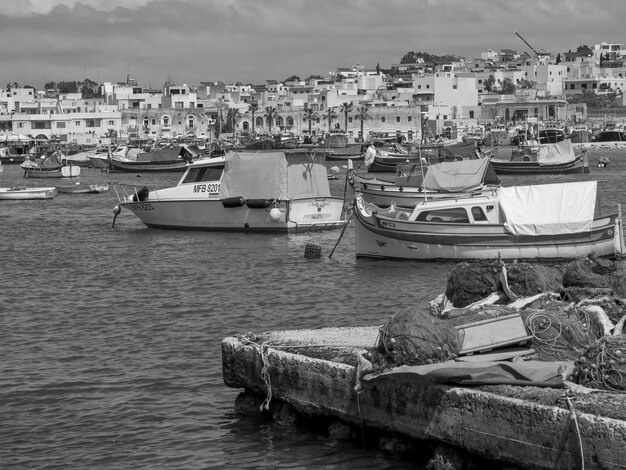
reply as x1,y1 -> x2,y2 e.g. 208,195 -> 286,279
1,150 -> 625,469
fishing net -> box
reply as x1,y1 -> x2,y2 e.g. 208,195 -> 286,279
445,261 -> 563,308
518,307 -> 597,362
562,257 -> 626,297
573,335 -> 626,392
375,306 -> 512,367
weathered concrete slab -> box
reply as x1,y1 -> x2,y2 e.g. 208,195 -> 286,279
222,326 -> 626,470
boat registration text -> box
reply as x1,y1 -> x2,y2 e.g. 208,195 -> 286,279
130,202 -> 155,211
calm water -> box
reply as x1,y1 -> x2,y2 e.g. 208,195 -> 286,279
1,151 -> 624,469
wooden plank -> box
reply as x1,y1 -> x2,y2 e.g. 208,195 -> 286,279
455,313 -> 533,356
454,347 -> 535,362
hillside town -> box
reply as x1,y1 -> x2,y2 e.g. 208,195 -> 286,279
1,40 -> 626,147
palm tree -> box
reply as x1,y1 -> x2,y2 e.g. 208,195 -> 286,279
303,107 -> 319,137
339,102 -> 353,132
323,106 -> 338,131
249,102 -> 259,135
226,108 -> 242,135
354,105 -> 371,141
264,106 -> 279,134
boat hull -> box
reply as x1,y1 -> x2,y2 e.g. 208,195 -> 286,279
0,187 -> 56,200
120,197 -> 346,233
108,159 -> 190,172
56,184 -> 109,194
23,165 -> 81,178
354,200 -> 623,261
490,155 -> 586,174
89,156 -> 110,169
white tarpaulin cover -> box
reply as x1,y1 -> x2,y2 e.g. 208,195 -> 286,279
536,139 -> 576,165
498,181 -> 598,236
422,158 -> 500,192
219,151 -> 331,200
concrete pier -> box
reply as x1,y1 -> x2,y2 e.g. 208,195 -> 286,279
222,326 -> 626,470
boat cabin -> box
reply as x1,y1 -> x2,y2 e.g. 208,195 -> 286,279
374,192 -> 501,224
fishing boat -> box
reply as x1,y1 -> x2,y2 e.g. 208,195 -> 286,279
351,158 -> 500,208
368,142 -> 479,172
0,186 -> 56,200
489,139 -> 587,175
21,150 -> 81,178
107,145 -> 200,172
56,183 -> 110,194
353,180 -> 624,261
113,150 -> 347,233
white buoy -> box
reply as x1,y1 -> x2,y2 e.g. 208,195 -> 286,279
269,207 -> 281,222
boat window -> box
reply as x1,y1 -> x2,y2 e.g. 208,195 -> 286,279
415,207 -> 470,223
471,206 -> 488,221
182,166 -> 223,183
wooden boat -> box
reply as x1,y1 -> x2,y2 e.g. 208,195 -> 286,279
489,139 -> 587,175
107,145 -> 200,172
368,142 -> 479,172
593,129 -> 626,142
351,158 -> 500,208
353,180 -> 625,261
21,150 -> 81,178
56,183 -> 110,194
0,186 -> 56,200
113,150 -> 347,233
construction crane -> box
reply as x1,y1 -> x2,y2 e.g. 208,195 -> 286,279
514,31 -> 540,58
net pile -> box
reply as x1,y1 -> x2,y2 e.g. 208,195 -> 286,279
518,308 -> 597,361
573,335 -> 626,391
375,306 -> 509,367
445,261 -> 563,308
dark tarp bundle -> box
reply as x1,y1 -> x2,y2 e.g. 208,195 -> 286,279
363,360 -> 568,387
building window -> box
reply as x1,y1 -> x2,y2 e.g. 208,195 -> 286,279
75,121 -> 80,126
469,111 -> 474,119
381,117 -> 386,123
408,116 -> 412,122
396,116 -> 400,122
188,116 -> 195,127
152,119 -> 156,125
57,122 -> 66,128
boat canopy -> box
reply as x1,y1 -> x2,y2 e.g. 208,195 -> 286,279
422,158 -> 500,192
536,139 -> 576,165
499,181 -> 598,236
219,151 -> 332,200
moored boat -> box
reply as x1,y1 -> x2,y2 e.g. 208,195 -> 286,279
21,150 -> 81,178
353,180 -> 625,261
113,150 -> 347,233
56,183 -> 110,194
351,158 -> 500,208
0,186 -> 56,200
489,139 -> 587,175
107,145 -> 200,172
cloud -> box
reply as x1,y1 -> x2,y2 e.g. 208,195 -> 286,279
0,0 -> 623,88
2,0 -> 155,16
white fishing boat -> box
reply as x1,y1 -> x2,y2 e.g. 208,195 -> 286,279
353,180 -> 624,261
113,150 -> 347,233
0,186 -> 56,200
351,158 -> 500,208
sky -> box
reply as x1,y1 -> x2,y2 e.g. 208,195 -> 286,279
0,0 -> 622,89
